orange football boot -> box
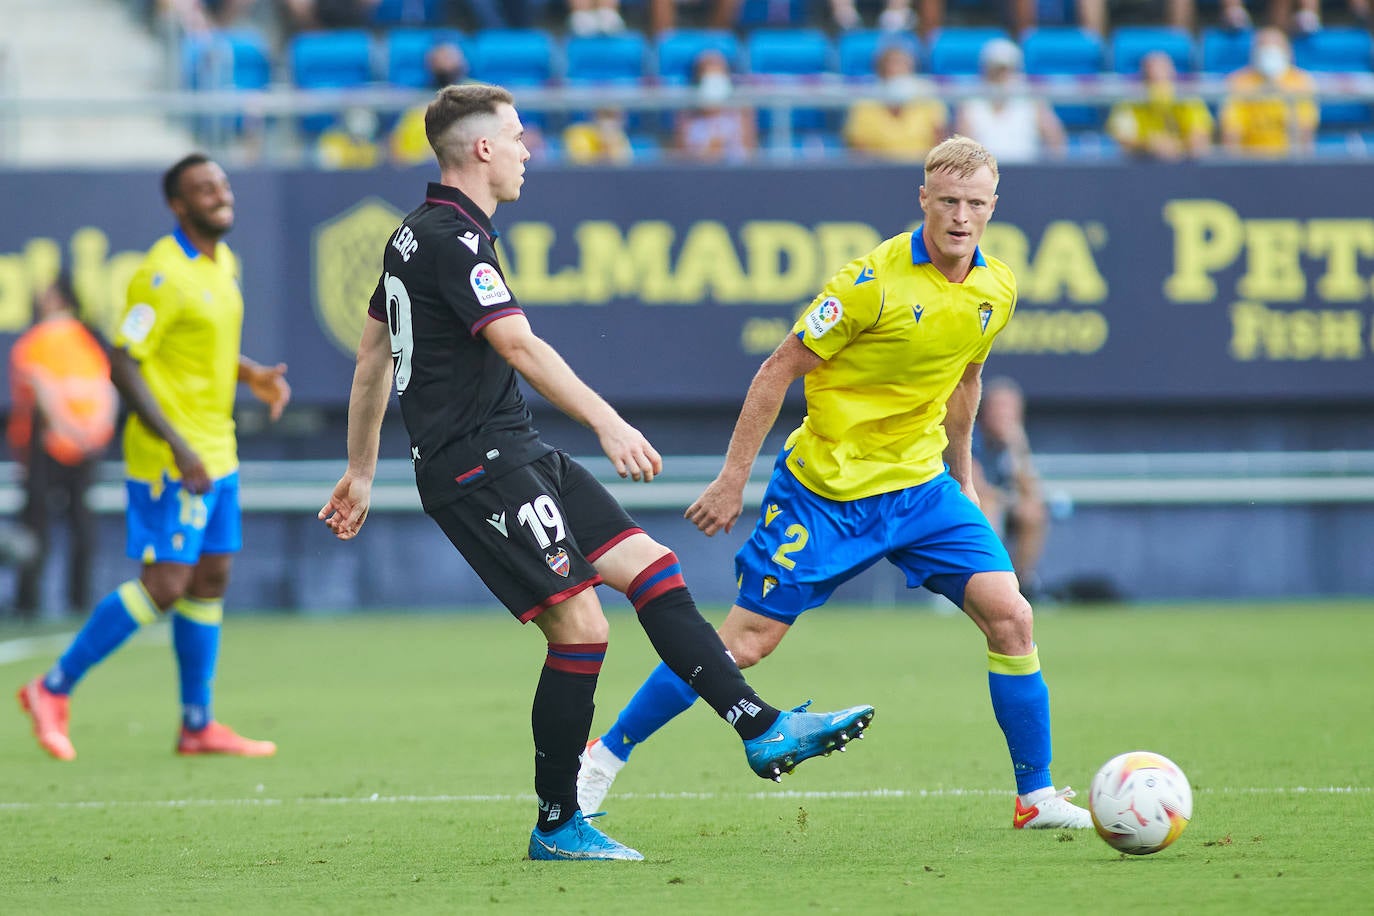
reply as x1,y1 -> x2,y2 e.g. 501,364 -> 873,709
17,677 -> 76,761
177,721 -> 277,757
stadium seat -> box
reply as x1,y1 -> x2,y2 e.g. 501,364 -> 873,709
746,28 -> 834,77
1200,27 -> 1253,75
1022,28 -> 1103,76
470,29 -> 558,87
565,33 -> 649,84
371,0 -> 445,25
655,30 -> 740,85
288,30 -> 375,135
1109,26 -> 1195,75
384,28 -> 469,89
182,28 -> 272,91
1293,28 -> 1374,130
926,28 -> 1012,77
1023,28 -> 1104,130
838,30 -> 921,80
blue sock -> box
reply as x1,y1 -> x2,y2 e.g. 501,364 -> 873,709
45,581 -> 159,695
988,647 -> 1054,796
172,597 -> 223,732
600,661 -> 700,763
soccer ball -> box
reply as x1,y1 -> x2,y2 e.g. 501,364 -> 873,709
1088,751 -> 1193,855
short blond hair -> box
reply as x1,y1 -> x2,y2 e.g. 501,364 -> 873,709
924,135 -> 999,184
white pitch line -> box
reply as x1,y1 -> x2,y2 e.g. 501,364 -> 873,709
0,785 -> 1367,812
0,628 -> 168,667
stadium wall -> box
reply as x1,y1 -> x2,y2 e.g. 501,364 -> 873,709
1,161 -> 1371,610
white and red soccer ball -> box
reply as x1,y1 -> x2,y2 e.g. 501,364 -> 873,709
1088,751 -> 1193,855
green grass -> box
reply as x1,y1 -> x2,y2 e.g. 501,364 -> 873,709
2,601 -> 1371,915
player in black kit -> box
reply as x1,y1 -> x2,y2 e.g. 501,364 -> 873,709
319,83 -> 875,862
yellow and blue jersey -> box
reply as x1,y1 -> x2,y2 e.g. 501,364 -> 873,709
114,228 -> 243,483
785,227 -> 1017,501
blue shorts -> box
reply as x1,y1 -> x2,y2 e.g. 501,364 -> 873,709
125,472 -> 242,564
734,454 -> 1013,623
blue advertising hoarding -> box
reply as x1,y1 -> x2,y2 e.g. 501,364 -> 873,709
0,161 -> 1370,408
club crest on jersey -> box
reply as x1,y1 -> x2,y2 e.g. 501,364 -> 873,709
546,548 -> 571,578
978,301 -> 994,333
470,263 -> 512,307
762,576 -> 778,598
805,297 -> 843,339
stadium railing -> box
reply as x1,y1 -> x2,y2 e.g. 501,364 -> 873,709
2,450 -> 1372,514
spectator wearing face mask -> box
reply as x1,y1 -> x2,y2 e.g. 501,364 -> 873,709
954,38 -> 1065,164
674,50 -> 758,163
391,42 -> 472,166
1220,27 -> 1318,158
843,43 -> 947,162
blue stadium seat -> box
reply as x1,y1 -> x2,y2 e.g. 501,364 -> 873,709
655,30 -> 740,85
926,28 -> 1012,77
837,30 -> 920,79
1023,28 -> 1104,129
1292,27 -> 1372,72
746,28 -> 834,76
565,33 -> 649,84
1109,26 -> 1195,75
736,0 -> 807,27
288,30 -> 375,135
470,29 -> 558,87
1200,27 -> 1253,75
371,0 -> 445,25
183,28 -> 272,91
1293,28 -> 1373,130
384,28 -> 469,88
1022,28 -> 1103,75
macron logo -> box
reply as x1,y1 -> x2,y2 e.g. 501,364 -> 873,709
458,231 -> 480,254
487,512 -> 508,537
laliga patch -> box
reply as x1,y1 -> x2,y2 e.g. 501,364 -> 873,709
804,297 -> 843,339
470,263 -> 512,307
121,303 -> 157,344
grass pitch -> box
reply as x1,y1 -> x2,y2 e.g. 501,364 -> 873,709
1,601 -> 1371,915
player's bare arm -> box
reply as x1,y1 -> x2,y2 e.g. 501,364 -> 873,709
687,334 -> 822,537
320,318 -> 393,540
481,312 -> 661,483
109,347 -> 211,495
943,360 -> 984,503
238,356 -> 292,421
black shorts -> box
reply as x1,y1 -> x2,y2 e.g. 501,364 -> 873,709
425,450 -> 642,622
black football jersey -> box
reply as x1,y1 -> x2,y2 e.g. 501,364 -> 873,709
367,182 -> 552,511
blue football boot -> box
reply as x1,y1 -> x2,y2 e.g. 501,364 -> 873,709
744,701 -> 876,781
527,811 -> 644,861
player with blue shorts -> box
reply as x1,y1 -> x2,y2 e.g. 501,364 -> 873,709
579,135 -> 1093,830
18,154 -> 291,761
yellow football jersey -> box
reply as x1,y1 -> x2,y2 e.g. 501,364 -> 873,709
114,229 -> 243,483
785,228 -> 1017,501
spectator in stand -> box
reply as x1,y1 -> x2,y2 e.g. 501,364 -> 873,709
1218,0 -> 1367,34
316,107 -> 382,170
568,0 -> 625,34
955,38 -> 1065,164
1012,0 -> 1197,37
646,0 -> 739,37
1220,27 -> 1318,158
7,273 -> 118,620
843,42 -> 948,162
563,108 -> 635,165
971,377 -> 1048,600
392,42 -> 470,167
674,49 -> 757,163
1107,51 -> 1213,160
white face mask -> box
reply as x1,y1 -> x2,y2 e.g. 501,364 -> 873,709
1255,46 -> 1288,78
882,74 -> 921,104
698,72 -> 733,105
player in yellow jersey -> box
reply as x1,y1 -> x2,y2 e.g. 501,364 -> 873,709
18,154 -> 291,761
580,135 -> 1093,830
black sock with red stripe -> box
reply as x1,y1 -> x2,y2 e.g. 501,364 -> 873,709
627,553 -> 780,741
533,642 -> 604,831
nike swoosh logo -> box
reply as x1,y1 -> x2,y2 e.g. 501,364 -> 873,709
534,836 -> 559,855
1012,801 -> 1037,828
757,732 -> 786,744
